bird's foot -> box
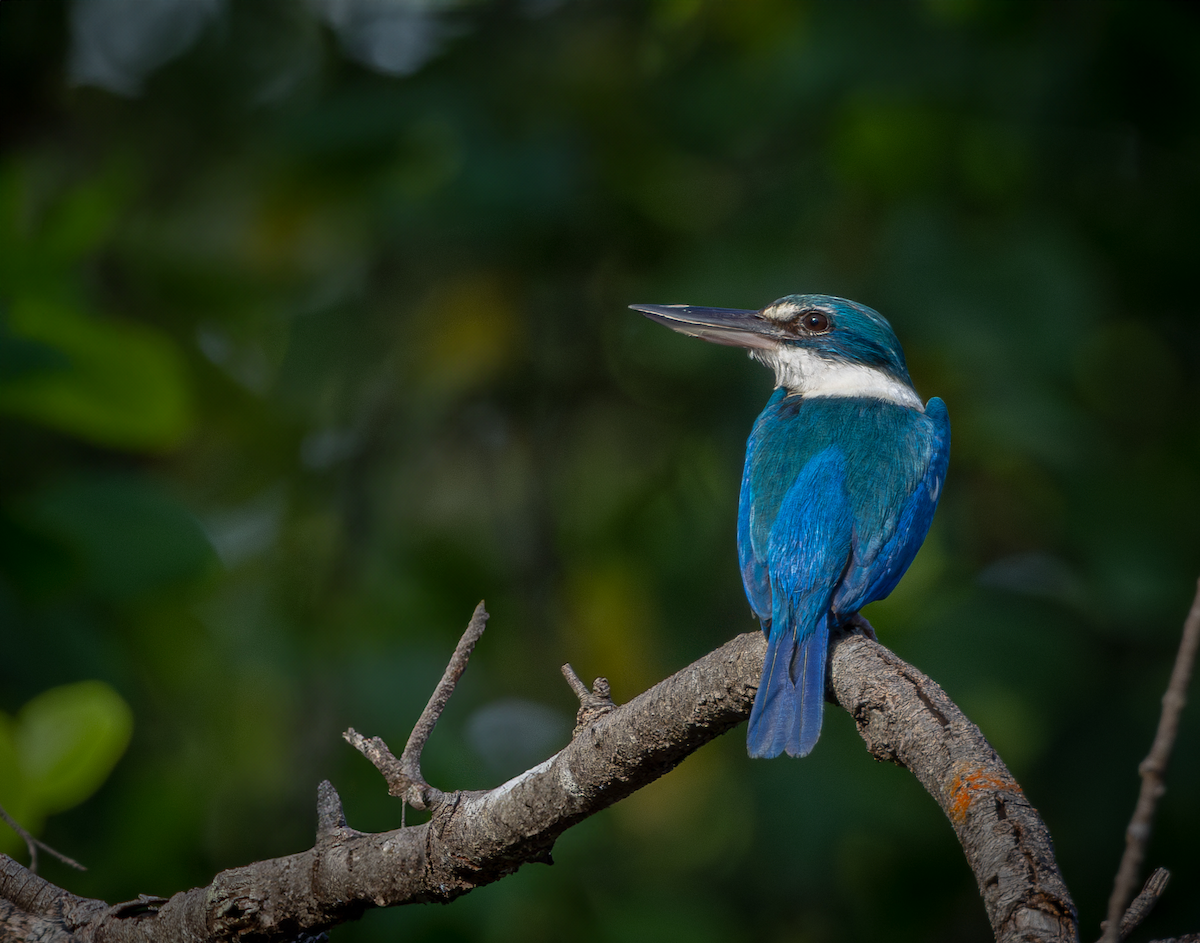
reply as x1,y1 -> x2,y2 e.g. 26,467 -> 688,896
847,612 -> 878,641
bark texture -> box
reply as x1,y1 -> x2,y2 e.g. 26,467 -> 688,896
829,632 -> 1077,943
2,631 -> 1079,943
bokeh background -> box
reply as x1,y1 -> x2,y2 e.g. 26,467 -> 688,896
3,1 -> 1199,941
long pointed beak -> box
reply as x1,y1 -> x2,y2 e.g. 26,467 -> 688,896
629,304 -> 779,350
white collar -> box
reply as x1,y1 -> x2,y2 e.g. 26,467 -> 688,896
751,346 -> 923,410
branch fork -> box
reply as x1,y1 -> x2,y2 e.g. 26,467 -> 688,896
344,602 -> 489,813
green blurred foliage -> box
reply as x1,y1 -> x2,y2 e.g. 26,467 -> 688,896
0,297 -> 191,450
2,1 -> 1199,941
0,681 -> 133,855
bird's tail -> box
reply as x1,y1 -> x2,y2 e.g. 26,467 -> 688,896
747,616 -> 829,759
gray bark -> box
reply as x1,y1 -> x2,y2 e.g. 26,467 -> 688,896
1,630 -> 1079,943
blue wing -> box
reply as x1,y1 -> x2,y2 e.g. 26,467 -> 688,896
737,388 -> 795,625
746,446 -> 852,758
738,393 -> 950,758
833,396 -> 950,613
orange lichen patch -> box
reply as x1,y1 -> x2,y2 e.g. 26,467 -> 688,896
946,763 -> 1024,824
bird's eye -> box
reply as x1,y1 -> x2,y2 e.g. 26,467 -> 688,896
800,311 -> 830,333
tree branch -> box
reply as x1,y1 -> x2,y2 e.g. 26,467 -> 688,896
1,623 -> 1080,943
1101,577 -> 1200,943
828,629 -> 1078,942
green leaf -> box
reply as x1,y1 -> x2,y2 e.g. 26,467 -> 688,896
0,298 -> 192,451
14,681 -> 133,815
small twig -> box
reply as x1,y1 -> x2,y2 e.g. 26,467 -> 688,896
562,663 -> 616,734
104,893 -> 169,918
1102,867 -> 1170,940
1,803 -> 40,874
342,729 -> 406,791
345,602 -> 488,811
0,801 -> 86,873
560,663 -> 590,701
315,780 -> 348,838
400,601 -> 488,798
1100,577 -> 1200,943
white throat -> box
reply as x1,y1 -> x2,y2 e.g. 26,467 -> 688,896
752,346 -> 923,409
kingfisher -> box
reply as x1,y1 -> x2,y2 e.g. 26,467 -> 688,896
631,294 -> 949,758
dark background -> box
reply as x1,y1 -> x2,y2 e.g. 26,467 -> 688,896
2,1 -> 1199,941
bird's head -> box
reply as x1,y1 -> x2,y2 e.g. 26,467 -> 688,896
631,293 -> 921,407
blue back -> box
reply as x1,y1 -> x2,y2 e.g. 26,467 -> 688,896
739,390 -> 949,757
